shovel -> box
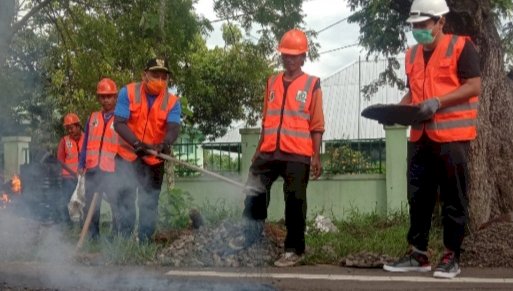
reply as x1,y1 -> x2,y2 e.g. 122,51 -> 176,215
146,149 -> 246,189
75,192 -> 100,252
361,103 -> 424,126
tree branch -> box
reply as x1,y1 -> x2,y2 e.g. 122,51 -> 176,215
11,0 -> 53,35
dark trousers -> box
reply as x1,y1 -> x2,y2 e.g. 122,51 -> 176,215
83,169 -> 116,239
243,157 -> 310,255
114,156 -> 164,241
58,177 -> 76,225
407,135 -> 470,258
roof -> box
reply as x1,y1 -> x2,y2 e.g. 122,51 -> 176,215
205,58 -> 407,143
322,58 -> 406,140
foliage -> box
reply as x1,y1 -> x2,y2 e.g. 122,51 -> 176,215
2,0 -> 303,145
212,0 -> 319,60
158,188 -> 193,230
203,150 -> 240,172
321,143 -> 384,175
197,200 -> 239,226
179,25 -> 272,139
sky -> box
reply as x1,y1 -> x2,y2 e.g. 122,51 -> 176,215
193,0 -> 366,79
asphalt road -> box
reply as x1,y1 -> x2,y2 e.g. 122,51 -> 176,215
1,262 -> 513,290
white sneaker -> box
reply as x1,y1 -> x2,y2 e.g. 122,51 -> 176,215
274,252 -> 303,267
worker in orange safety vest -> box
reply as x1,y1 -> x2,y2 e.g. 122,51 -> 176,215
228,29 -> 325,268
77,78 -> 119,239
113,57 -> 181,242
57,112 -> 84,226
382,0 -> 481,279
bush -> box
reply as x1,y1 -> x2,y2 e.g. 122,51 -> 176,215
203,151 -> 240,172
322,144 -> 383,175
158,188 -> 193,229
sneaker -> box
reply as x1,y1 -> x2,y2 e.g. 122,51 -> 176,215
433,252 -> 461,279
383,250 -> 431,272
274,252 -> 304,267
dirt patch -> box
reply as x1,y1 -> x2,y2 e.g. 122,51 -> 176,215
461,222 -> 513,268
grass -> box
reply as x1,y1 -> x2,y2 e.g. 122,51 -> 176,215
81,208 -> 444,266
79,235 -> 160,265
304,210 -> 444,264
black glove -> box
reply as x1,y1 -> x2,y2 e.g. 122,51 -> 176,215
155,143 -> 171,155
133,141 -> 152,157
417,98 -> 441,121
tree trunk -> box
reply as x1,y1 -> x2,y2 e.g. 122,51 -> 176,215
447,0 -> 513,228
0,0 -> 16,66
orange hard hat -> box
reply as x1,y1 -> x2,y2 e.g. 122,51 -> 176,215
278,29 -> 308,55
63,113 -> 80,126
96,78 -> 118,95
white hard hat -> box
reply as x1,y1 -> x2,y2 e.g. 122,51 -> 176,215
406,0 -> 450,23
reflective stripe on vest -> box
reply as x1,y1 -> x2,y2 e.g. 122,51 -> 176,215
85,111 -> 118,172
117,82 -> 178,165
406,34 -> 478,143
62,134 -> 83,177
259,73 -> 318,156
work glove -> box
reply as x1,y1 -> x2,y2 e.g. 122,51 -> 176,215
417,98 -> 441,122
155,143 -> 171,155
133,140 -> 153,157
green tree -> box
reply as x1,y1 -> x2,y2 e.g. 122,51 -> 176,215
347,0 -> 513,227
179,24 -> 272,139
213,0 -> 319,60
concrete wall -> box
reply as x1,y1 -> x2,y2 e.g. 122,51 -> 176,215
174,126 -> 408,220
1,136 -> 31,178
2,127 -> 408,221
175,174 -> 386,220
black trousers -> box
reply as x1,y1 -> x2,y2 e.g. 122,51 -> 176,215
243,157 -> 310,255
83,169 -> 116,239
407,135 -> 470,258
58,177 -> 76,225
114,156 -> 164,241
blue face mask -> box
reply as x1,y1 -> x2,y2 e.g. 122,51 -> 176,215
412,28 -> 435,44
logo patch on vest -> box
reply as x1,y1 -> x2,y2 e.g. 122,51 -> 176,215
66,140 -> 73,149
92,117 -> 99,127
296,90 -> 307,103
269,91 -> 275,102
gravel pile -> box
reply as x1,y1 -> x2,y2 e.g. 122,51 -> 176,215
157,220 -> 284,267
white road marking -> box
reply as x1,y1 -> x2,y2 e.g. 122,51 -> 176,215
165,270 -> 513,284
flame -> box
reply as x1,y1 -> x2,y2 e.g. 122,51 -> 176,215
1,193 -> 10,208
11,175 -> 21,194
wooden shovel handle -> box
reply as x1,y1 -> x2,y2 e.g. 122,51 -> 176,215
75,192 -> 99,252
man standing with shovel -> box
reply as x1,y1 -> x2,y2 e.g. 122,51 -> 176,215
113,58 -> 181,242
77,78 -> 119,240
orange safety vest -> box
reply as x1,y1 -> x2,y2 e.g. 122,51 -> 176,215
85,111 -> 118,172
62,134 -> 84,177
259,73 -> 318,157
117,82 -> 178,165
406,34 -> 478,143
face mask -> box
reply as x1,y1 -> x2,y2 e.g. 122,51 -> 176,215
145,79 -> 167,95
412,28 -> 435,44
